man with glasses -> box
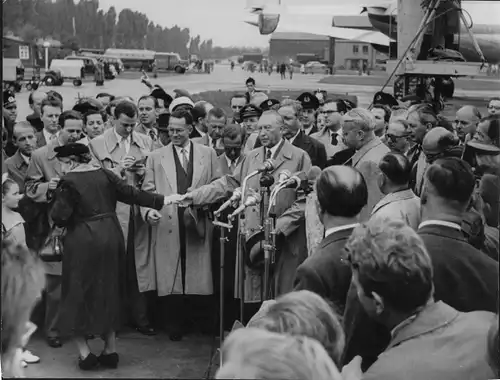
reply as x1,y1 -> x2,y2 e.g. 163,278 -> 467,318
229,94 -> 248,124
297,92 -> 319,136
2,90 -> 18,156
89,101 -> 158,337
385,120 -> 412,155
311,99 -> 349,160
140,109 -> 220,341
454,105 -> 481,144
487,97 -> 500,116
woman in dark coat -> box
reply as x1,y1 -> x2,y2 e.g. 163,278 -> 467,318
50,143 -> 167,370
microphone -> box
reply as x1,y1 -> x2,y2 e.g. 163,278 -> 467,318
214,187 -> 242,216
276,169 -> 291,184
281,171 -> 308,190
260,174 -> 275,188
229,191 -> 262,219
257,159 -> 275,173
307,166 -> 322,184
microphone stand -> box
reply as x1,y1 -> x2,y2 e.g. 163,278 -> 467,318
259,174 -> 274,301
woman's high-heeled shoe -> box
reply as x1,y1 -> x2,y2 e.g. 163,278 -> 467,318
78,353 -> 99,370
98,352 -> 119,369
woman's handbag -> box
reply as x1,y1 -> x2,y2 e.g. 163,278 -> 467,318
38,225 -> 66,262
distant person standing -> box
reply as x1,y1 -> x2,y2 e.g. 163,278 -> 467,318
288,64 -> 293,80
280,63 -> 286,80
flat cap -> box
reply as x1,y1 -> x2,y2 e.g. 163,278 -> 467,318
240,104 -> 262,120
373,91 -> 399,108
54,143 -> 90,158
259,98 -> 280,112
169,96 -> 195,113
73,98 -> 104,114
297,92 -> 319,110
3,90 -> 16,107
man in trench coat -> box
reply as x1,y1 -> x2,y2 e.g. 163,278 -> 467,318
179,110 -> 312,323
140,109 -> 221,340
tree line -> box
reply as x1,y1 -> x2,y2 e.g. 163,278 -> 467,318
2,0 -> 266,59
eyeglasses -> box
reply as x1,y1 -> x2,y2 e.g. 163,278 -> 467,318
488,105 -> 500,110
231,105 -> 244,110
386,133 -> 409,142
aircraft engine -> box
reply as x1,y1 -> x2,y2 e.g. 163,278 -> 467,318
258,13 -> 280,35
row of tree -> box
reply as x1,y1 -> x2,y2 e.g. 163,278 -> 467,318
2,0 -> 266,59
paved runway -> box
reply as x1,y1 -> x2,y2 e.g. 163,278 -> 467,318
15,64 -> 497,120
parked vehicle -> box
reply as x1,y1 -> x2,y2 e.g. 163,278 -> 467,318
2,58 -> 25,92
64,55 -> 97,75
154,52 -> 187,73
304,61 -> 329,74
46,59 -> 84,86
104,48 -> 155,71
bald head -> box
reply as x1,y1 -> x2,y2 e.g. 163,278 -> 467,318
422,126 -> 458,159
29,91 -> 48,116
316,166 -> 368,218
455,105 -> 481,142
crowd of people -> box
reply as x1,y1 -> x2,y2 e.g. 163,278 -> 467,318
1,73 -> 499,379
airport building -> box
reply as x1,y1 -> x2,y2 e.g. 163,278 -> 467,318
269,15 -> 387,69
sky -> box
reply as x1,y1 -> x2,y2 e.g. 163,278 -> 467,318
96,0 -> 500,48
96,0 -> 363,47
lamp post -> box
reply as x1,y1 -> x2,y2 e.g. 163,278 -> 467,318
43,41 -> 50,72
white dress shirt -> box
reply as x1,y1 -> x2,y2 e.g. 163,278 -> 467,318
43,129 -> 59,144
324,223 -> 359,238
114,129 -> 131,154
265,139 -> 283,159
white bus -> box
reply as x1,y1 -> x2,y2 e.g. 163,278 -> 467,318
104,48 -> 155,71
154,52 -> 188,73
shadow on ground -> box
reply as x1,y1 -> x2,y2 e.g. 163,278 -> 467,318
24,328 -> 214,378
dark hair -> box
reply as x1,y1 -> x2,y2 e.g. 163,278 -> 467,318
191,104 -> 207,123
105,99 -> 121,117
58,110 -> 83,129
426,157 -> 475,204
246,77 -> 255,85
40,97 -> 62,115
1,241 -> 45,356
96,93 -> 115,101
371,104 -> 391,123
208,107 -> 227,120
46,90 -> 63,104
480,115 -> 500,147
409,105 -> 438,128
114,101 -> 138,119
2,177 -> 17,196
316,166 -> 368,218
437,115 -> 454,132
138,95 -> 159,109
83,110 -> 107,124
230,94 -> 248,105
379,153 -> 412,186
170,109 -> 194,126
222,124 -> 246,142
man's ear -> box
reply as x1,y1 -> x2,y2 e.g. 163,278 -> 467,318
371,291 -> 385,315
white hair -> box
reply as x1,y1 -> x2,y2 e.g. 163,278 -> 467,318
217,328 -> 342,380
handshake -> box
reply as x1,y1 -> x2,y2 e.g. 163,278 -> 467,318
146,193 -> 194,225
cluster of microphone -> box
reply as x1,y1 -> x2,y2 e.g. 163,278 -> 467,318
214,159 -> 323,219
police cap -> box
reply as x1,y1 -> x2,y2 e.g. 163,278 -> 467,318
373,91 -> 399,108
297,92 -> 319,110
3,90 -> 16,108
240,104 -> 262,120
259,98 -> 280,112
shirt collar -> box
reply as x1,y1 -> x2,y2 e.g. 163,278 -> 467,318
175,141 -> 191,155
288,130 -> 301,144
266,139 -> 283,159
113,128 -> 131,143
195,126 -> 206,137
418,220 -> 462,231
43,128 -> 59,142
20,152 -> 31,165
324,223 -> 359,238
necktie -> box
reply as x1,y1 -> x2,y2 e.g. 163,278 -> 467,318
212,138 -> 217,150
181,148 -> 188,171
266,149 -> 272,160
121,137 -> 129,154
148,129 -> 157,142
330,132 -> 338,146
230,159 -> 236,173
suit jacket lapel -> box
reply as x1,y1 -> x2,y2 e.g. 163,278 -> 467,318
191,142 -> 205,188
273,140 -> 293,172
160,144 -> 177,193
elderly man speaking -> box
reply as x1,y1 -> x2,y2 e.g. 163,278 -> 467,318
173,110 -> 311,322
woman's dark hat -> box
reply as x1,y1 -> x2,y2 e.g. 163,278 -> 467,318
54,143 -> 90,158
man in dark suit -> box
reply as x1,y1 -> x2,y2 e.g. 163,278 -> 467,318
341,157 -> 499,371
297,92 -> 319,136
278,101 -> 327,169
294,166 -> 368,316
